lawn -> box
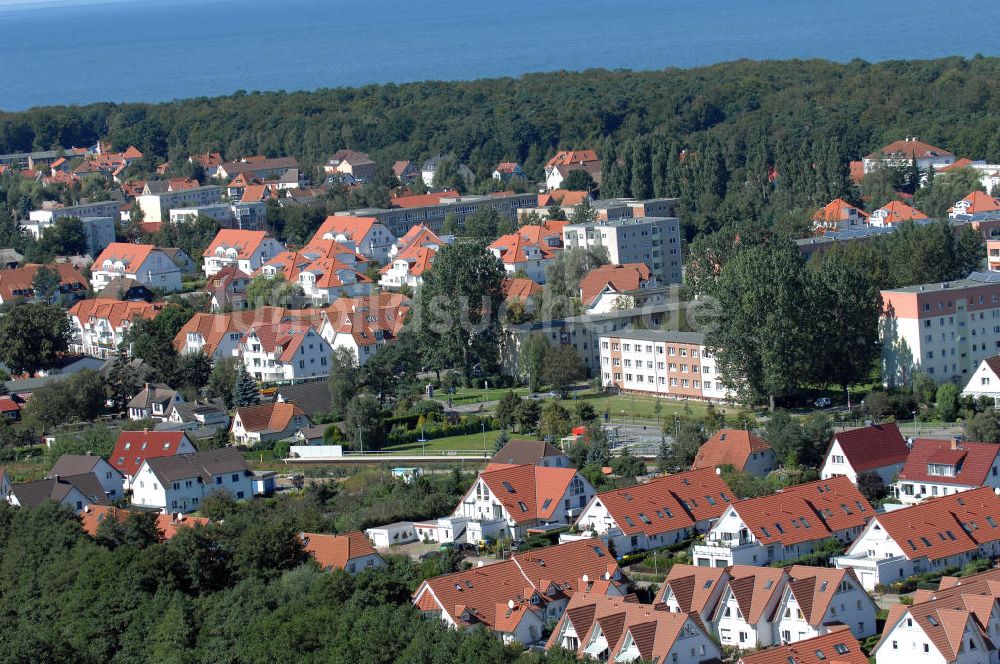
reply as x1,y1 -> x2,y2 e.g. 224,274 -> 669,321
570,390 -> 715,423
431,385 -> 531,406
382,429 -> 508,454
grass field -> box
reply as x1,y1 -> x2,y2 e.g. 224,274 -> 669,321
431,385 -> 531,406
382,429 -> 507,454
570,390 -> 717,422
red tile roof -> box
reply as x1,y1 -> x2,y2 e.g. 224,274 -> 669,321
301,531 -> 381,570
109,431 -> 192,477
692,429 -> 773,472
951,190 -> 1000,215
898,438 -> 1000,487
390,191 -> 459,208
811,198 -> 870,223
578,263 -> 653,307
235,402 -> 307,434
546,150 -> 599,168
867,139 -> 954,161
721,565 -> 788,623
740,627 -> 867,664
203,230 -> 275,259
487,232 -> 556,266
477,464 -> 585,524
79,505 -> 210,539
381,244 -> 436,277
874,200 -> 928,223
829,422 -> 909,473
655,564 -> 728,612
494,162 -> 520,174
0,263 -> 88,302
314,215 -> 380,243
68,298 -> 163,329
94,243 -> 157,271
871,487 -> 1000,561
503,277 -> 543,303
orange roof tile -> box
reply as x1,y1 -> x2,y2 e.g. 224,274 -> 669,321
235,402 -> 307,434
477,464 -> 584,524
828,422 -> 909,473
301,531 -> 381,570
874,200 -> 929,223
812,198 -> 870,222
94,243 -> 157,271
68,298 -> 163,329
0,262 -> 87,302
899,439 -> 1000,487
109,431 -> 192,477
313,215 -> 380,243
692,428 -> 773,472
740,627 -> 867,664
503,277 -> 543,303
578,263 -> 653,307
203,229 -> 275,259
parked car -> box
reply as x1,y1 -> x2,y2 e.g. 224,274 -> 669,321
814,397 -> 832,408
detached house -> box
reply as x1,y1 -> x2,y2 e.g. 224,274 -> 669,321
379,244 -> 435,289
301,531 -> 385,574
131,448 -> 253,513
7,473 -> 111,513
109,430 -> 196,489
820,422 -> 910,485
203,266 -> 251,312
240,322 -> 332,382
962,355 -> 1000,404
869,201 -> 929,227
835,487 -> 1000,591
452,464 -> 596,540
47,454 -> 124,502
91,243 -> 182,293
546,592 -> 721,663
202,229 -> 285,277
572,468 -> 734,555
578,263 -> 657,314
493,439 -> 571,468
692,429 -> 777,477
414,539 -> 627,645
0,262 -> 88,305
487,232 -> 557,283
311,216 -> 395,263
68,298 -> 164,360
127,384 -> 184,421
895,438 -> 1000,504
812,198 -> 870,230
317,293 -> 409,365
544,150 -> 601,191
693,477 -> 873,567
231,402 -> 311,446
492,162 -> 525,182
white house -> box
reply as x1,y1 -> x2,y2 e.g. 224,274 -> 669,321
895,439 -> 1000,505
7,473 -> 111,513
572,468 -> 734,555
692,477 -> 873,567
311,216 -> 396,264
240,322 -> 332,383
230,402 -> 312,446
835,487 -> 1000,591
962,355 -> 1000,405
202,229 -> 286,277
452,464 -> 596,540
378,245 -> 435,290
487,232 -> 556,283
67,298 -> 164,360
131,448 -> 253,513
691,429 -> 777,477
820,422 -> 910,485
294,258 -> 371,304
108,431 -> 197,490
137,185 -> 221,224
47,454 -> 125,503
127,384 -> 184,422
300,531 -> 385,574
90,243 -> 182,293
773,566 -> 877,643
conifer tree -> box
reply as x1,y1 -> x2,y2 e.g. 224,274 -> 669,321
233,362 -> 260,408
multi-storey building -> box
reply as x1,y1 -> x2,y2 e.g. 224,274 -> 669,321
202,229 -> 285,277
880,271 -> 1000,386
240,322 -> 332,383
562,216 -> 682,284
90,243 -> 183,293
598,330 -> 731,402
340,192 -> 537,238
136,185 -> 222,224
67,298 -> 163,359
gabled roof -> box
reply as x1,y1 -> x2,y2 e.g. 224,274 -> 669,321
692,428 -> 773,472
313,215 -> 380,243
79,505 -> 210,539
812,198 -> 869,222
722,565 -> 788,623
144,448 -> 248,484
867,139 -> 954,161
47,454 -> 106,478
492,439 -> 567,466
0,263 -> 88,302
10,473 -> 110,507
830,422 -> 909,472
578,263 -> 653,307
275,381 -> 333,418
476,464 -> 585,524
395,223 -> 444,251
951,190 -> 1000,215
301,531 -> 381,570
546,150 -> 599,168
109,431 -> 192,476
898,439 -> 1000,487
203,229 -> 277,259
68,298 -> 163,329
94,244 -> 157,271
874,200 -> 929,223
245,321 -> 325,362
655,564 -> 728,612
785,566 -> 861,625
235,402 -> 308,435
382,244 -> 436,276
512,538 -> 623,592
870,487 -> 1000,561
503,277 -> 543,303
740,627 -> 868,664
127,383 -> 178,411
487,232 -> 556,266
656,467 -> 736,523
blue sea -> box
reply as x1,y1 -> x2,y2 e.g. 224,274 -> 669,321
2,0 -> 1000,111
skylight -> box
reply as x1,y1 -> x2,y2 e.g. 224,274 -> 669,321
594,547 -> 605,557
775,523 -> 785,534
815,650 -> 826,660
927,615 -> 939,626
502,481 -> 515,493
518,501 -> 528,512
833,644 -> 849,655
761,526 -> 771,537
541,498 -> 552,511
764,579 -> 773,589
706,496 -> 716,506
704,580 -> 713,589
639,513 -> 652,525
625,516 -> 636,527
820,581 -> 828,592
920,537 -> 932,547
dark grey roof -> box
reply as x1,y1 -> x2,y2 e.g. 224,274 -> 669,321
144,180 -> 169,194
493,440 -> 568,466
128,384 -> 178,410
47,454 -> 102,477
275,381 -> 331,417
169,400 -> 227,423
145,448 -> 248,483
11,473 -> 110,507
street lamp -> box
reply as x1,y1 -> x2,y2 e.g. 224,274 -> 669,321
418,423 -> 427,456
912,411 -> 917,439
357,424 -> 363,455
482,422 -> 487,458
484,380 -> 489,407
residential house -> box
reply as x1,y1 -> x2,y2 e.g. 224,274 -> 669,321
203,266 -> 251,311
835,487 -> 1000,590
127,384 -> 184,421
503,277 -> 543,311
301,531 -> 385,574
546,592 -> 722,662
895,438 -> 1000,505
872,567 -> 1000,664
109,430 -> 197,489
343,191 -> 536,237
79,505 -> 211,539
317,293 -> 410,365
164,400 -> 230,434
311,216 -> 396,263
323,150 -> 377,183
47,454 -> 124,502
215,156 -> 299,182
812,198 -> 870,230
0,262 -> 88,305
387,223 -> 447,260
563,216 -> 682,285
96,277 -> 155,302
740,628 -> 869,664
869,201 -> 929,227
421,155 -> 475,188
413,539 -> 627,645
0,394 -> 26,421
131,448 -> 254,513
691,429 -> 777,477
572,468 -> 735,555
578,263 -> 657,314
392,160 -> 419,184
492,440 -> 571,468
379,244 -> 435,289
173,307 -> 317,361
880,271 -> 1000,386
820,422 -> 909,485
231,402 -> 311,446
544,150 -> 602,191
492,162 -> 525,182
452,464 -> 597,540
159,247 -> 197,274
202,229 -> 285,277
949,190 -> 1000,220
693,476 -> 874,567
27,201 -> 121,244
91,243 -> 182,293
862,138 -> 956,174
962,355 -> 1000,405
68,298 -> 164,359
7,474 -> 111,512
239,322 -> 333,382
274,381 -> 333,421
487,231 -> 557,283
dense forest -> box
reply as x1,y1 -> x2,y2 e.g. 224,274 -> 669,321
2,57 -> 1000,238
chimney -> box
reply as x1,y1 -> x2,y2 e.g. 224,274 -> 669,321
952,438 -> 961,450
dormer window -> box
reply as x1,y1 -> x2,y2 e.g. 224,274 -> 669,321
927,463 -> 955,477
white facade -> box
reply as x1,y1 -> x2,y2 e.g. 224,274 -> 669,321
87,458 -> 125,502
131,461 -> 253,514
875,610 -> 990,664
562,216 -> 682,285
962,358 -> 1000,405
230,408 -> 312,447
379,256 -> 427,289
820,439 -> 904,486
296,266 -> 369,305
91,250 -> 182,293
203,236 -> 286,277
693,506 -> 829,568
27,201 -> 122,238
240,327 -> 332,383
714,584 -> 782,649
773,579 -> 876,643
365,522 -> 418,548
573,498 -> 691,556
137,186 -> 222,223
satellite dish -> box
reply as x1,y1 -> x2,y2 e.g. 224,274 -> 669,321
508,599 -> 515,610
582,574 -> 589,583
715,467 -> 722,476
604,572 -> 611,581
477,561 -> 485,567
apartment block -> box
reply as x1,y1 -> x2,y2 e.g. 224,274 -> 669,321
340,192 -> 537,238
137,185 -> 222,223
562,216 -> 682,284
881,271 -> 1000,386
